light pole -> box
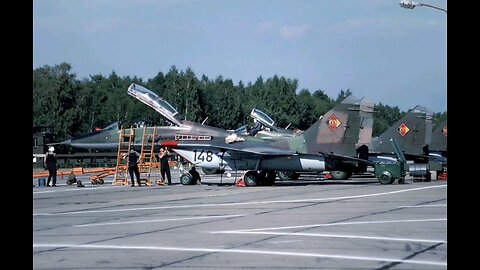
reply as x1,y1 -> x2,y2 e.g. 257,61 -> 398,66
399,0 -> 447,112
399,0 -> 447,13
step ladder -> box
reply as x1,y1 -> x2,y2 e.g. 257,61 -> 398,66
139,126 -> 163,186
113,126 -> 134,186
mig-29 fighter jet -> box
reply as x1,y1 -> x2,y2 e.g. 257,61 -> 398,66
61,83 -> 374,186
126,84 -> 375,186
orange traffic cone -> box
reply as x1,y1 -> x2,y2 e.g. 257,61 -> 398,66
235,178 -> 246,187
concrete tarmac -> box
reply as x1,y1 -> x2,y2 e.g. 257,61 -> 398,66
33,170 -> 447,269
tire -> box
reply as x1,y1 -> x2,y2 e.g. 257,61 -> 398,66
378,171 -> 395,184
277,171 -> 297,180
244,171 -> 260,187
261,170 -> 276,186
330,171 -> 351,180
180,173 -> 195,185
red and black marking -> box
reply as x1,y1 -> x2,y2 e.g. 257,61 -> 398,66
326,114 -> 341,131
397,123 -> 410,137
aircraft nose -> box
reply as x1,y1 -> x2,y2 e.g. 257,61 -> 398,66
60,139 -> 72,146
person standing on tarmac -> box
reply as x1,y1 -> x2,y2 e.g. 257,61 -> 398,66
159,147 -> 172,185
128,146 -> 141,187
44,146 -> 57,187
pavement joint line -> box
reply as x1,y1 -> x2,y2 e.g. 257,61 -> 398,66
33,243 -> 447,267
34,185 -> 446,216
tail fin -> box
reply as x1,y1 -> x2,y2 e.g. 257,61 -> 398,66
371,105 -> 433,155
430,120 -> 447,152
303,95 -> 374,157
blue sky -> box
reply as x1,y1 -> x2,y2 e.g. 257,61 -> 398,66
33,0 -> 447,113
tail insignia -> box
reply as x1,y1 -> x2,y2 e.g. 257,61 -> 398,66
326,114 -> 341,131
397,123 -> 410,137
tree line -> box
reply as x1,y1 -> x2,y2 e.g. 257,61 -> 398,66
33,63 -> 447,143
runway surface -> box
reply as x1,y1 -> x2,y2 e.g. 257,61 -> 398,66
33,170 -> 447,269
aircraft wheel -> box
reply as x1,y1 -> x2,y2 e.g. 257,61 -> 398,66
98,179 -> 104,185
330,171 -> 351,180
260,170 -> 276,186
180,173 -> 195,185
277,171 -> 297,181
398,178 -> 405,184
378,171 -> 394,184
244,171 -> 260,187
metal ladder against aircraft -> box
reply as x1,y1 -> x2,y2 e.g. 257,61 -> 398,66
139,126 -> 163,186
113,126 -> 134,186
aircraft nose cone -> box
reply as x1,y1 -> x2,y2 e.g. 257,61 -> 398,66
60,139 -> 72,146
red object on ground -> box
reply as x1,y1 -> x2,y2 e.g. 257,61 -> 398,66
235,178 -> 246,187
324,173 -> 332,179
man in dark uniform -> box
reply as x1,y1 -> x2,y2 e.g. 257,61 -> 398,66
189,166 -> 202,185
44,146 -> 57,187
248,119 -> 263,136
128,147 -> 141,187
159,147 -> 172,185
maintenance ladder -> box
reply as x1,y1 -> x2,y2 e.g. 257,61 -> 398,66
139,126 -> 162,186
113,126 -> 134,186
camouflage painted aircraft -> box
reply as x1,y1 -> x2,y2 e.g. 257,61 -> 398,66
247,104 -> 443,181
61,83 -> 375,186
366,105 -> 447,180
240,103 -> 374,180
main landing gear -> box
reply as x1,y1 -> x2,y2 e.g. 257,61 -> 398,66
243,170 -> 276,186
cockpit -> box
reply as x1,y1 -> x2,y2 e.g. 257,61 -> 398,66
127,83 -> 183,126
250,108 -> 277,131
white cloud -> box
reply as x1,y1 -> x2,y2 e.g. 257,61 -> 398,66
279,24 -> 311,39
253,22 -> 276,37
254,22 -> 311,40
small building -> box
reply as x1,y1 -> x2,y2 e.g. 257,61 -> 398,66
33,126 -> 54,167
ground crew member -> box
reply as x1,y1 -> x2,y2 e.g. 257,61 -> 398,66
44,146 -> 57,187
128,147 -> 141,187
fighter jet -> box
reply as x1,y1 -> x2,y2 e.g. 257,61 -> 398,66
248,104 -> 440,181
366,105 -> 446,180
128,84 -> 372,186
61,83 -> 374,186
239,102 -> 374,181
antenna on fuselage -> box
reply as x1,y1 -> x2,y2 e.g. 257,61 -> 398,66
201,117 -> 209,125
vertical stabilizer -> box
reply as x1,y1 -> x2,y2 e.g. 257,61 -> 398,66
371,105 -> 433,155
430,120 -> 447,152
303,96 -> 372,157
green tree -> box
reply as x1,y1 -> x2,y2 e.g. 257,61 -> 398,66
33,63 -> 83,140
